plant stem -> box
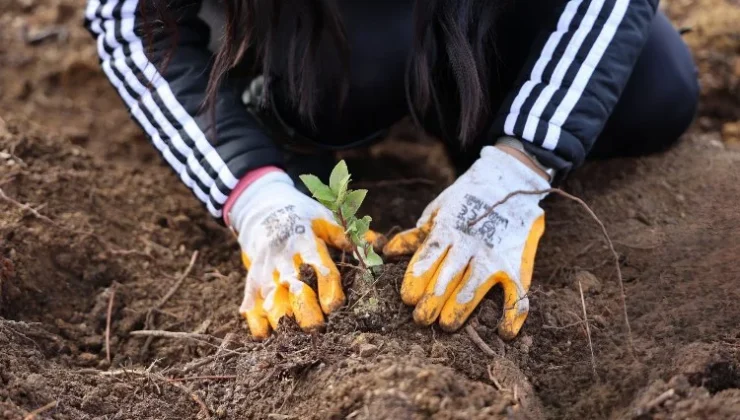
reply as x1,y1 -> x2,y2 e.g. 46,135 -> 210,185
337,208 -> 367,271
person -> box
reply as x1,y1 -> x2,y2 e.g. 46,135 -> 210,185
84,0 -> 699,340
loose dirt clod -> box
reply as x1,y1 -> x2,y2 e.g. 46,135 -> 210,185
94,368 -> 213,418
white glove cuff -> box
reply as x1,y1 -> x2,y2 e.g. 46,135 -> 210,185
479,146 -> 551,193
228,171 -> 294,231
496,137 -> 556,182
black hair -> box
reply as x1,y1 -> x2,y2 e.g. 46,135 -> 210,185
146,0 -> 507,143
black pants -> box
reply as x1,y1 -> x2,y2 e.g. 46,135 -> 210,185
439,11 -> 700,173
278,11 -> 699,183
588,12 -> 699,158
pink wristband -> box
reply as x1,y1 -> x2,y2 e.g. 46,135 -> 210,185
223,166 -> 284,226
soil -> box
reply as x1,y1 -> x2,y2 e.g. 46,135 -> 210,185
1,0 -> 739,419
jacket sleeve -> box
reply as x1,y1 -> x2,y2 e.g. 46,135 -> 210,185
490,0 -> 659,179
84,0 -> 283,218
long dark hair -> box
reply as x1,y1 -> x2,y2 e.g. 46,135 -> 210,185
149,0 -> 507,144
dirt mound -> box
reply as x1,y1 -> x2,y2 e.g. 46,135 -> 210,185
631,374 -> 740,419
1,0 -> 739,419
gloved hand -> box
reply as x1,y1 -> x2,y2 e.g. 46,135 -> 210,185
384,146 -> 549,339
228,171 -> 365,339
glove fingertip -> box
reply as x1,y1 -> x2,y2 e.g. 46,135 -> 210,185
438,315 -> 464,333
383,228 -> 425,257
412,303 -> 437,327
320,292 -> 345,314
311,219 -> 350,250
289,283 -> 326,332
498,306 -> 529,341
400,267 -> 428,306
366,230 -> 387,252
241,309 -> 271,339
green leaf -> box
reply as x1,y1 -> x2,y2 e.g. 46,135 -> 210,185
366,247 -> 383,267
346,219 -> 358,233
340,189 -> 367,219
300,175 -> 336,202
349,231 -> 363,247
329,160 -> 350,193
319,199 -> 339,212
334,174 -> 351,204
354,215 -> 371,237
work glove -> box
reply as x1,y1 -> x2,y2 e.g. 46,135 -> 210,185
384,146 -> 549,339
228,171 -> 367,339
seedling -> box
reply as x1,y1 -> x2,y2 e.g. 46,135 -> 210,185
300,161 -> 383,271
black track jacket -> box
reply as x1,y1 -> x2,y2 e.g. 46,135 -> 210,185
85,0 -> 659,218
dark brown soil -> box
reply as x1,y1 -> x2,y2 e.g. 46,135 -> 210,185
1,0 -> 739,419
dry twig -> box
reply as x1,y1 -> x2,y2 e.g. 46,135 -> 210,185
105,284 -> 117,363
181,341 -> 246,374
579,281 -> 598,379
465,324 -> 500,357
107,246 -> 153,259
158,251 -> 199,307
643,389 -> 676,412
187,391 -> 211,420
467,187 -> 634,357
542,320 -> 585,330
131,330 -> 222,343
182,353 -> 225,373
96,368 -> 149,377
23,400 -> 58,420
167,375 -> 237,383
216,332 -> 236,356
21,25 -> 68,45
487,365 -> 504,391
249,368 -> 277,391
141,251 -> 199,353
0,188 -> 55,224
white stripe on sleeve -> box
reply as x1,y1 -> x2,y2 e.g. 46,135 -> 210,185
87,0 -> 240,217
542,0 -> 630,150
103,10 -> 220,192
522,0 -> 607,140
503,0 -> 584,138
